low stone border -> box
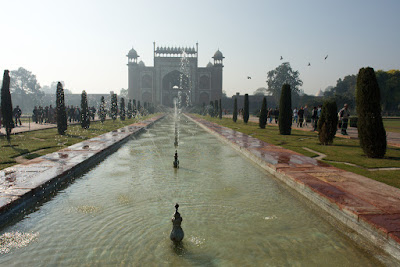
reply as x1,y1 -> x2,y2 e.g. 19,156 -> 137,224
187,114 -> 400,264
0,114 -> 165,228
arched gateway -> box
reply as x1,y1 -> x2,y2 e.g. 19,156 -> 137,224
127,43 -> 224,107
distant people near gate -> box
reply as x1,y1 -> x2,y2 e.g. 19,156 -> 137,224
13,105 -> 22,126
338,103 -> 350,135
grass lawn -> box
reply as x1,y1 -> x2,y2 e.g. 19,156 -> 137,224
383,118 -> 400,133
195,115 -> 400,189
0,114 -> 159,170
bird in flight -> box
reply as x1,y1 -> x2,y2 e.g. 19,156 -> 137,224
280,56 -> 283,60
247,76 -> 252,79
308,63 -> 311,66
324,55 -> 328,60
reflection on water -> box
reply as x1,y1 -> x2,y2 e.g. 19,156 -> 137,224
0,115 -> 382,266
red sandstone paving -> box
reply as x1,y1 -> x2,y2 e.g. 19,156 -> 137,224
189,114 -> 400,246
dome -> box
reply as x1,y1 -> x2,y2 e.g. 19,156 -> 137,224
138,60 -> 145,67
213,49 -> 224,59
315,89 -> 324,97
127,48 -> 139,58
206,62 -> 213,68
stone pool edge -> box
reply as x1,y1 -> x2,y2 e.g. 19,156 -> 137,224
0,114 -> 165,228
186,113 -> 400,264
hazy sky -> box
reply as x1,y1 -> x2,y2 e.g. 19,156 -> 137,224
1,0 -> 399,96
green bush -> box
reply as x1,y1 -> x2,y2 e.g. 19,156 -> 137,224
279,84 -> 292,135
317,99 -> 338,145
259,97 -> 267,129
80,90 -> 90,129
243,94 -> 249,123
356,67 -> 386,158
56,82 -> 67,135
120,97 -> 126,121
233,98 -> 238,122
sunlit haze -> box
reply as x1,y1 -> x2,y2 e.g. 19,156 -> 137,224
1,0 -> 399,96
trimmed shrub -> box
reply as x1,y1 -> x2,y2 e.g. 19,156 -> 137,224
80,90 -> 90,129
317,99 -> 338,145
209,101 -> 214,117
279,84 -> 292,135
356,67 -> 387,158
1,70 -> 14,142
127,99 -> 132,119
56,82 -> 67,135
233,97 -> 238,122
111,93 -> 118,120
243,94 -> 249,123
219,99 -> 222,119
120,97 -> 126,121
99,96 -> 106,123
259,96 -> 267,129
214,100 -> 219,118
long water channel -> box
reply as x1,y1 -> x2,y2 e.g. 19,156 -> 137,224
0,115 -> 381,266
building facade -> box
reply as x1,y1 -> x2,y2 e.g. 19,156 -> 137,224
127,43 -> 224,107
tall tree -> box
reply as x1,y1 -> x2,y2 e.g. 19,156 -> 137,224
10,67 -> 44,111
120,97 -> 126,121
215,100 -> 219,118
80,90 -> 90,129
219,98 -> 222,119
56,82 -> 67,135
127,99 -> 132,119
233,97 -> 238,122
209,101 -> 214,117
259,96 -> 267,129
266,62 -> 302,104
111,93 -> 118,120
356,67 -> 386,158
243,94 -> 249,123
317,99 -> 338,145
1,70 -> 14,142
99,96 -> 106,123
279,84 -> 292,135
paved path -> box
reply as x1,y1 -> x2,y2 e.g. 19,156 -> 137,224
223,115 -> 400,148
190,114 -> 400,263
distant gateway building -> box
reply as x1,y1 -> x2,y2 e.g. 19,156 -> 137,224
127,43 -> 224,107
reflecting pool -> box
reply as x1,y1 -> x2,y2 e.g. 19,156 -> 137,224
0,115 -> 381,266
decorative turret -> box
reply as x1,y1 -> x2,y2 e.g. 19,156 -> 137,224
212,49 -> 224,66
127,47 -> 139,64
206,62 -> 213,68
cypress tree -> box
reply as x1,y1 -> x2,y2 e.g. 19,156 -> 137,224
259,96 -> 267,129
137,100 -> 141,115
111,93 -> 118,120
80,90 -> 90,129
127,99 -> 132,119
356,67 -> 387,158
209,101 -> 214,117
1,70 -> 14,143
56,82 -> 67,135
279,84 -> 292,135
215,100 -> 219,118
233,97 -> 238,122
120,97 -> 126,120
132,99 -> 136,117
317,99 -> 338,145
219,99 -> 222,119
243,94 -> 249,123
99,96 -> 106,123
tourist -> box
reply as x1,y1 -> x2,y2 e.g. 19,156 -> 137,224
293,107 -> 298,126
311,106 -> 318,131
32,106 -> 38,123
274,107 -> 279,124
13,105 -> 22,126
267,108 -> 273,124
338,103 -> 350,135
298,107 -> 305,127
303,105 -> 308,127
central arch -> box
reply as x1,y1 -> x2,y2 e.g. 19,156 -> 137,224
162,70 -> 189,107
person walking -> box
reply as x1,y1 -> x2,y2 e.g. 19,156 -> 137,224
311,106 -> 318,131
13,105 -> 22,126
293,107 -> 298,126
338,103 -> 350,135
274,107 -> 279,124
298,106 -> 305,128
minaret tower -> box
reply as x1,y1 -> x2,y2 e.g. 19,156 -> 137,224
211,49 -> 224,101
127,48 -> 140,101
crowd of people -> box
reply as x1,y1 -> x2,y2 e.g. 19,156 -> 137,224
260,104 -> 351,134
32,106 -> 97,124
